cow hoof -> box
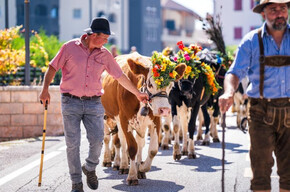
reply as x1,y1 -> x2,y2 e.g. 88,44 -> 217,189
137,171 -> 146,179
119,168 -> 129,175
202,141 -> 210,146
188,153 -> 197,159
197,135 -> 203,140
174,154 -> 182,160
113,165 -> 120,171
161,145 -> 169,150
127,179 -> 139,186
102,162 -> 112,167
213,138 -> 220,143
182,151 -> 188,155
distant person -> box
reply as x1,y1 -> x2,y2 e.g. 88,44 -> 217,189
39,17 -> 148,192
219,0 -> 290,191
110,45 -> 118,58
130,46 -> 137,53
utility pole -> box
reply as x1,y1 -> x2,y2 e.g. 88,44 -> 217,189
5,0 -> 8,28
24,0 -> 30,85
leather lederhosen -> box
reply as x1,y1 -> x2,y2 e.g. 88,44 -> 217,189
257,28 -> 290,98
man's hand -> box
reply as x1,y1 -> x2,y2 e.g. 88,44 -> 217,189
136,92 -> 149,104
219,93 -> 234,114
39,89 -> 50,108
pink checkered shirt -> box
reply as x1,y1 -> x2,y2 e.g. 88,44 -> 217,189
50,35 -> 123,97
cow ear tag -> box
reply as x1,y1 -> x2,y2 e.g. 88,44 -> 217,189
140,104 -> 149,116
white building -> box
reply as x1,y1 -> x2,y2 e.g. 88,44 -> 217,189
161,0 -> 210,49
0,0 -> 16,29
59,0 -> 129,52
214,0 -> 263,46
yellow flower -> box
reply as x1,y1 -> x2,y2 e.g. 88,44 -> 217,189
161,65 -> 166,71
183,47 -> 190,53
186,66 -> 192,74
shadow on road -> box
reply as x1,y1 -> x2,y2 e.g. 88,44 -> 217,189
112,179 -> 184,192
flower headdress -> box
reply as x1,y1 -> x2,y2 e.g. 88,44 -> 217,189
151,51 -> 179,89
173,41 -> 221,95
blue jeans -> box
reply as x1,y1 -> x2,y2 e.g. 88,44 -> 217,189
61,95 -> 104,184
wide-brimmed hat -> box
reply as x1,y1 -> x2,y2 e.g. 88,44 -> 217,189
253,0 -> 290,13
84,17 -> 114,35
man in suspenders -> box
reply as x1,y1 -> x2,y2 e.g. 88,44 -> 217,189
219,0 -> 290,191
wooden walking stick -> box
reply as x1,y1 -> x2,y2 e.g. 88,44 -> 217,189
38,101 -> 48,187
221,113 -> 226,192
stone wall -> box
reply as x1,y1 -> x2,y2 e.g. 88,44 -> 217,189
0,86 -> 63,141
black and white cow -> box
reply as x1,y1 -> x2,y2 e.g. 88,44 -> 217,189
196,50 -> 227,145
233,77 -> 249,132
161,50 -> 220,160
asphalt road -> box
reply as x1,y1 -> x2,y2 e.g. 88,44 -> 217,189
0,111 -> 280,192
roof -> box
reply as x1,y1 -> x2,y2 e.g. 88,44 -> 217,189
161,0 -> 200,18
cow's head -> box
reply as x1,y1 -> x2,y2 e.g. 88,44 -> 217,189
127,52 -> 186,117
177,77 -> 197,100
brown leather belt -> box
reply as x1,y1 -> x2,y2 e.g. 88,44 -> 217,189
62,93 -> 100,100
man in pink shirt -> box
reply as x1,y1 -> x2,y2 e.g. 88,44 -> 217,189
39,17 -> 148,192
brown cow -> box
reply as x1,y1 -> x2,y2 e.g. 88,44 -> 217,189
101,52 -> 186,185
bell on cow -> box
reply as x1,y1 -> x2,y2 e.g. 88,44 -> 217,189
140,105 -> 149,116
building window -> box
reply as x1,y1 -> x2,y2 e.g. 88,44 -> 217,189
250,0 -> 254,9
146,28 -> 157,41
51,7 -> 58,18
234,0 -> 242,11
166,20 -> 175,30
234,27 -> 242,39
108,13 -> 116,23
73,9 -> 81,19
146,6 -> 157,17
35,4 -> 47,16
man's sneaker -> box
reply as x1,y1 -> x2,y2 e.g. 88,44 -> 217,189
71,182 -> 84,192
82,164 -> 98,190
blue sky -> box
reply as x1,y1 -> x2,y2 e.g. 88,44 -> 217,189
172,0 -> 214,17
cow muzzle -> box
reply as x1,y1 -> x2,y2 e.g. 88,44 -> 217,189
158,107 -> 171,117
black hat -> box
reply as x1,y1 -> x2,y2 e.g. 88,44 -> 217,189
84,17 -> 114,35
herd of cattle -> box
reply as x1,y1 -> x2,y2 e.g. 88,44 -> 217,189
100,48 -> 249,185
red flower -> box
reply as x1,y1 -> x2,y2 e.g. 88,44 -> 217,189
177,41 -> 184,50
153,72 -> 160,77
154,64 -> 161,69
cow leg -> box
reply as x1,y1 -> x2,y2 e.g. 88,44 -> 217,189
201,105 -> 211,146
187,105 -> 199,159
135,131 -> 146,179
197,108 -> 204,140
161,116 -> 171,150
172,115 -> 182,160
180,110 -> 188,156
119,117 -> 139,185
117,123 -> 129,174
112,133 -> 121,170
138,125 -> 158,178
103,120 -> 112,167
210,116 -> 220,143
211,101 -> 220,143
